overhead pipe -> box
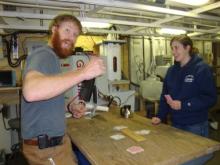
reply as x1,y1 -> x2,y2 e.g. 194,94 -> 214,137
2,0 -> 80,8
0,1 -> 83,11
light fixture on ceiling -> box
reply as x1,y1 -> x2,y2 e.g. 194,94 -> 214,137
81,21 -> 111,28
168,0 -> 210,6
158,28 -> 186,35
214,36 -> 220,40
187,32 -> 203,37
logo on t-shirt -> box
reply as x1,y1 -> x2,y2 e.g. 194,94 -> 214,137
184,75 -> 194,83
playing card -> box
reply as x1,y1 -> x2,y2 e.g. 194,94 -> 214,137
113,125 -> 128,131
110,134 -> 125,140
126,146 -> 144,154
164,94 -> 172,102
135,129 -> 151,135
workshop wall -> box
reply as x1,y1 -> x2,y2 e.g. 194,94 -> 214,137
0,33 -> 108,85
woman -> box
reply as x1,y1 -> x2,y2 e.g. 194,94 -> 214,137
151,35 -> 217,165
152,35 -> 217,137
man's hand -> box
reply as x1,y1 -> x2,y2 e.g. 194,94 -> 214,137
164,94 -> 181,110
82,56 -> 106,80
67,99 -> 86,118
152,117 -> 161,125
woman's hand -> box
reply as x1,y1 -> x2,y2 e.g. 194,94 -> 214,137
152,117 -> 161,125
164,94 -> 181,110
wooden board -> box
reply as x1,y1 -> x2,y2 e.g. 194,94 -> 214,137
0,87 -> 21,104
121,128 -> 146,142
67,108 -> 220,165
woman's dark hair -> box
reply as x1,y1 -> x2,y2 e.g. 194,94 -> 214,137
170,35 -> 197,56
48,14 -> 82,35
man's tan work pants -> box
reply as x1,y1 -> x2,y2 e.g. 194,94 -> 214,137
23,135 -> 77,165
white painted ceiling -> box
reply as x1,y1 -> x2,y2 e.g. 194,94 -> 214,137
0,0 -> 220,39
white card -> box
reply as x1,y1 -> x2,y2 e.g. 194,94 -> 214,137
135,129 -> 151,135
113,125 -> 128,131
110,134 -> 125,140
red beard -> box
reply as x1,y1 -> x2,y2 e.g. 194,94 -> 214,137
51,30 -> 74,59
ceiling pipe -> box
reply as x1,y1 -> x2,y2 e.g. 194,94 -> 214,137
0,1 -> 81,11
3,0 -> 80,8
99,11 -> 217,29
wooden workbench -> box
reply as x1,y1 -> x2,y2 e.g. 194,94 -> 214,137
0,87 -> 21,104
67,108 -> 220,165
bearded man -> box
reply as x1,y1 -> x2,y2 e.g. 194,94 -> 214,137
21,14 -> 105,165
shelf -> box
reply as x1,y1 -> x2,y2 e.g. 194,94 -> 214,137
110,80 -> 130,85
0,86 -> 21,104
96,40 -> 126,45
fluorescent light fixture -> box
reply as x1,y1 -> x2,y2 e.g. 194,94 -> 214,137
159,28 -> 186,35
169,0 -> 210,6
187,32 -> 203,37
81,21 -> 111,28
214,36 -> 220,40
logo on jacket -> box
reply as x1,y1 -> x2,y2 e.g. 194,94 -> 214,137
184,75 -> 194,83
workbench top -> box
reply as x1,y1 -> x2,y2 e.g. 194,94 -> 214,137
0,86 -> 21,104
67,108 -> 220,165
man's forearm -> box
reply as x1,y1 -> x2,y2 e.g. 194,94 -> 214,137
22,69 -> 85,102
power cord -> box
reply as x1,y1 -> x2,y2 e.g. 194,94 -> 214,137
1,104 -> 11,131
98,91 -> 121,107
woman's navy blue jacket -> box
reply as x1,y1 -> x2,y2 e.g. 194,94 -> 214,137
157,55 -> 217,125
